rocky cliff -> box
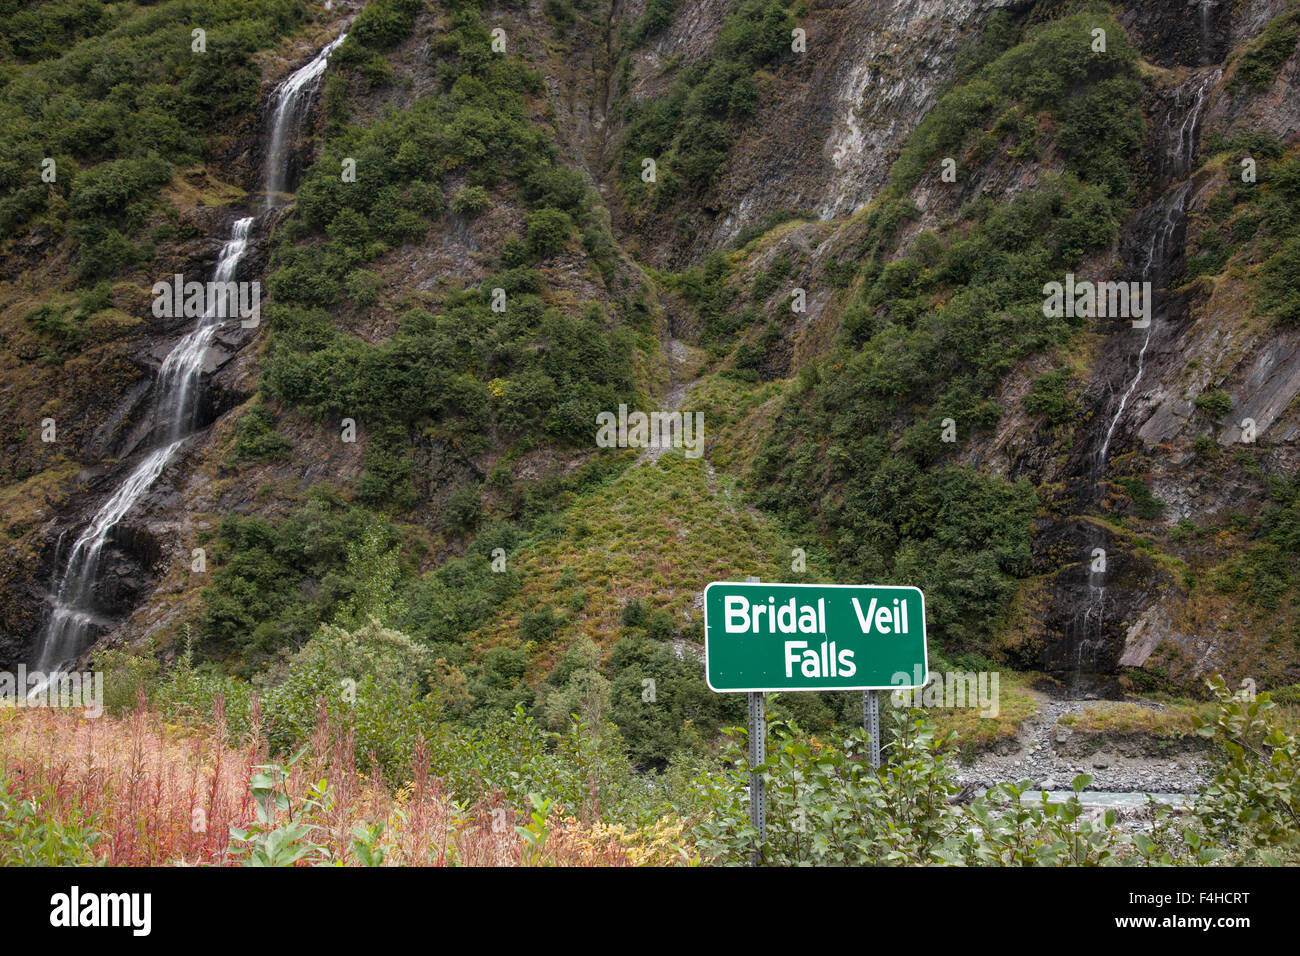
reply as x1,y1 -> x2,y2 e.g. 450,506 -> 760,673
2,0 -> 1298,714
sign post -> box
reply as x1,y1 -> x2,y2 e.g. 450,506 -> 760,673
747,688 -> 765,859
864,690 -> 880,770
743,578 -> 765,863
705,580 -> 928,862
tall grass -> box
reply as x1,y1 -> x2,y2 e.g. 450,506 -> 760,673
0,695 -> 677,866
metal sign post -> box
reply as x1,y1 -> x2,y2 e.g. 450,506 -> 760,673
744,577 -> 765,865
748,689 -> 766,864
863,689 -> 880,770
704,577 -> 928,866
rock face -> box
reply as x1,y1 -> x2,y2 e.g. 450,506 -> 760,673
2,0 -> 1299,695
619,0 -> 1009,263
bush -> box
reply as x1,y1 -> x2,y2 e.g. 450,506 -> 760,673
1195,388 -> 1234,419
228,401 -> 292,464
520,607 -> 561,644
525,207 -> 573,256
1258,236 -> 1300,325
619,0 -> 794,203
343,0 -> 424,53
0,775 -> 103,866
620,598 -> 648,628
1024,368 -> 1079,424
451,184 -> 491,216
197,489 -> 395,674
1193,677 -> 1300,862
1229,10 -> 1300,92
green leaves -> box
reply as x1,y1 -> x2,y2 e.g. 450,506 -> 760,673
1192,676 -> 1300,862
228,753 -> 333,867
515,792 -> 555,865
0,776 -> 104,866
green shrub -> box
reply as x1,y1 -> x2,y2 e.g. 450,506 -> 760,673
1229,10 -> 1300,92
1195,388 -> 1234,419
342,0 -> 424,53
520,606 -> 561,643
1024,368 -> 1079,424
451,185 -> 491,216
607,635 -> 743,768
1117,477 -> 1165,521
619,0 -> 794,203
525,207 -> 573,256
1193,677 -> 1300,862
197,488 -> 396,674
229,401 -> 292,464
0,0 -> 306,261
1258,236 -> 1300,325
0,775 -> 104,866
629,0 -> 677,46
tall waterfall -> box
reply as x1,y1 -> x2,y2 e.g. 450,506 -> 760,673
28,35 -> 346,679
1069,70 -> 1218,690
155,217 -> 254,443
1096,182 -> 1192,469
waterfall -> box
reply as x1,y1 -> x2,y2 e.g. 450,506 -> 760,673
155,218 -> 254,442
1096,183 -> 1191,469
1070,70 -> 1218,691
1199,1 -> 1217,67
26,35 -> 345,681
30,219 -> 255,677
1095,69 -> 1216,477
33,441 -> 185,672
264,33 -> 348,208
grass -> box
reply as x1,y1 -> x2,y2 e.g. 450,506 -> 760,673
463,448 -> 803,677
920,671 -> 1041,755
1057,701 -> 1208,739
0,699 -> 689,866
687,372 -> 789,473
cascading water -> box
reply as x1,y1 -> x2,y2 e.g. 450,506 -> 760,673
1069,71 -> 1218,691
1097,183 -> 1192,470
264,33 -> 348,207
33,441 -> 185,672
27,35 -> 346,682
32,219 -> 255,677
155,218 -> 254,442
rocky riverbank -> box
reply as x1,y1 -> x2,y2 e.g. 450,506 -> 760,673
952,695 -> 1211,797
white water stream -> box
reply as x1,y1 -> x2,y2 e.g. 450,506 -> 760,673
28,36 -> 346,681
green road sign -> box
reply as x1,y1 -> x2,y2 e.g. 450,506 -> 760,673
704,582 -> 928,692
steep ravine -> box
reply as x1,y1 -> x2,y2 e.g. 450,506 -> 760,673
15,30 -> 353,675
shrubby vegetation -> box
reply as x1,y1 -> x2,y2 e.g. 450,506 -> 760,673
76,648 -> 1300,865
889,13 -> 1141,199
0,771 -> 103,866
1188,132 -> 1300,326
1227,6 -> 1300,93
227,400 -> 292,465
1213,474 -> 1300,609
750,13 -> 1145,658
0,0 -> 310,274
263,2 -> 636,506
196,486 -> 399,674
619,0 -> 794,210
